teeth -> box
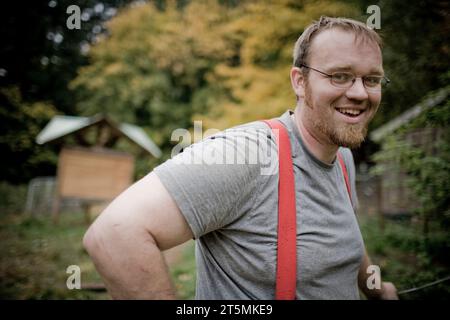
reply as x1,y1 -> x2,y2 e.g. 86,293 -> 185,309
337,108 -> 362,116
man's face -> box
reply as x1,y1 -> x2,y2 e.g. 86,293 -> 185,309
300,28 -> 383,149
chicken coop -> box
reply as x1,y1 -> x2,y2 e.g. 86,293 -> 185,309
35,114 -> 162,223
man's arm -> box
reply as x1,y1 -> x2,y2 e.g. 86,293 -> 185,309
83,172 -> 194,299
358,248 -> 399,300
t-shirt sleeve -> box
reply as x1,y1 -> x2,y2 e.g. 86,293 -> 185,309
339,147 -> 360,212
153,126 -> 277,239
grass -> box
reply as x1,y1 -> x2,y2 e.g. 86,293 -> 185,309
0,212 -> 109,299
1,210 -> 448,300
169,241 -> 196,300
0,211 -> 196,299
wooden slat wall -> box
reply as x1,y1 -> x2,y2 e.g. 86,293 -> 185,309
57,147 -> 134,200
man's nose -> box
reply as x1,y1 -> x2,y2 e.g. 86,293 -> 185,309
345,78 -> 369,101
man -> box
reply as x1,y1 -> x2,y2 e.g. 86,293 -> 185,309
83,16 -> 398,300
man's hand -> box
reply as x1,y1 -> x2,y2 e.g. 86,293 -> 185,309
358,249 -> 400,300
379,281 -> 399,300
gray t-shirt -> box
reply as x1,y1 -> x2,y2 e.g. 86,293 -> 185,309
154,110 -> 365,300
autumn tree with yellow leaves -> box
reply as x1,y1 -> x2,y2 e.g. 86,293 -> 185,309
70,0 -> 359,159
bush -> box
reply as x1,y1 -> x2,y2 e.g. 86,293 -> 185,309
371,87 -> 450,232
369,87 -> 450,299
0,181 -> 27,215
359,215 -> 450,300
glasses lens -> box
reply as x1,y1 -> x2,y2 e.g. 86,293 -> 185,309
331,72 -> 354,87
364,76 -> 382,87
329,71 -> 389,91
366,76 -> 390,92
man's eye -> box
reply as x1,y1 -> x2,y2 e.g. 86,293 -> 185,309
364,76 -> 381,86
332,73 -> 352,83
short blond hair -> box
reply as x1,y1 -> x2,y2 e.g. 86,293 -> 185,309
293,16 -> 382,69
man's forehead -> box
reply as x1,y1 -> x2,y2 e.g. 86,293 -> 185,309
310,28 -> 380,51
308,28 -> 383,70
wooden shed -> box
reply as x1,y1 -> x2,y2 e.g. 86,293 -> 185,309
370,87 -> 449,217
36,114 -> 162,223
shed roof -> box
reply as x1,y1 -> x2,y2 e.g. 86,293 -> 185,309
36,115 -> 162,158
370,87 -> 449,143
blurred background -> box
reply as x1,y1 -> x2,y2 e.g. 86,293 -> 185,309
0,0 -> 448,299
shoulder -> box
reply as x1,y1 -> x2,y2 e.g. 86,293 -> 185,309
184,120 -> 277,169
158,119 -> 278,183
153,120 -> 278,236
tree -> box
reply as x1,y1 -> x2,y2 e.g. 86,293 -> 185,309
352,0 -> 449,129
71,0 -> 359,156
0,0 -> 133,114
199,0 -> 360,129
0,87 -> 57,184
70,0 -> 237,154
0,0 -> 133,183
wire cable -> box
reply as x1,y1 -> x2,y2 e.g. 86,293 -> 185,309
398,275 -> 450,295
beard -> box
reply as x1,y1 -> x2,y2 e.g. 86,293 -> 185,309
304,84 -> 373,149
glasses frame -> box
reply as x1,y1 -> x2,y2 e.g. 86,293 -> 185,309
299,64 -> 390,92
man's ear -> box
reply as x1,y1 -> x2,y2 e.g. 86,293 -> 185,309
290,67 -> 306,99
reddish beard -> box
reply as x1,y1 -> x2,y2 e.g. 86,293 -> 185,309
304,83 -> 373,149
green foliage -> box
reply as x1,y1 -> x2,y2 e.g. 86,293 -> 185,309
1,1 -> 135,184
201,0 -> 359,129
70,1 -> 235,155
353,0 -> 449,130
369,87 -> 450,299
5,0 -> 447,182
360,215 -> 450,300
0,87 -> 58,184
70,0 -> 359,157
0,182 -> 27,216
0,0 -> 134,114
371,87 -> 450,230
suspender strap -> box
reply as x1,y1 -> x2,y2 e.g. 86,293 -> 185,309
262,119 -> 353,300
336,152 -> 352,205
262,119 -> 297,300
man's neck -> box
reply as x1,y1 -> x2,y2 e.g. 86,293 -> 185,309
291,108 -> 338,165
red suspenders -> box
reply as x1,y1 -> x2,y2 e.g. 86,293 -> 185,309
262,119 -> 297,300
337,152 -> 352,204
262,119 -> 352,300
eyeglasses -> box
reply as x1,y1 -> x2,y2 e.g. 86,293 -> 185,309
300,64 -> 390,92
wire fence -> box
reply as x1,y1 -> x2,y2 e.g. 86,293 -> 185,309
24,176 -> 84,216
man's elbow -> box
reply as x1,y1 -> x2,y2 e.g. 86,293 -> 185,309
82,210 -> 157,263
83,210 -> 114,260
83,223 -> 100,258
83,204 -> 122,259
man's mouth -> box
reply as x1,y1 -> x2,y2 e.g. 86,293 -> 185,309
335,108 -> 365,117
334,107 -> 368,124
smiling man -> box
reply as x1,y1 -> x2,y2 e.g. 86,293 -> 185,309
291,18 -> 387,158
83,16 -> 399,300
288,17 -> 397,299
